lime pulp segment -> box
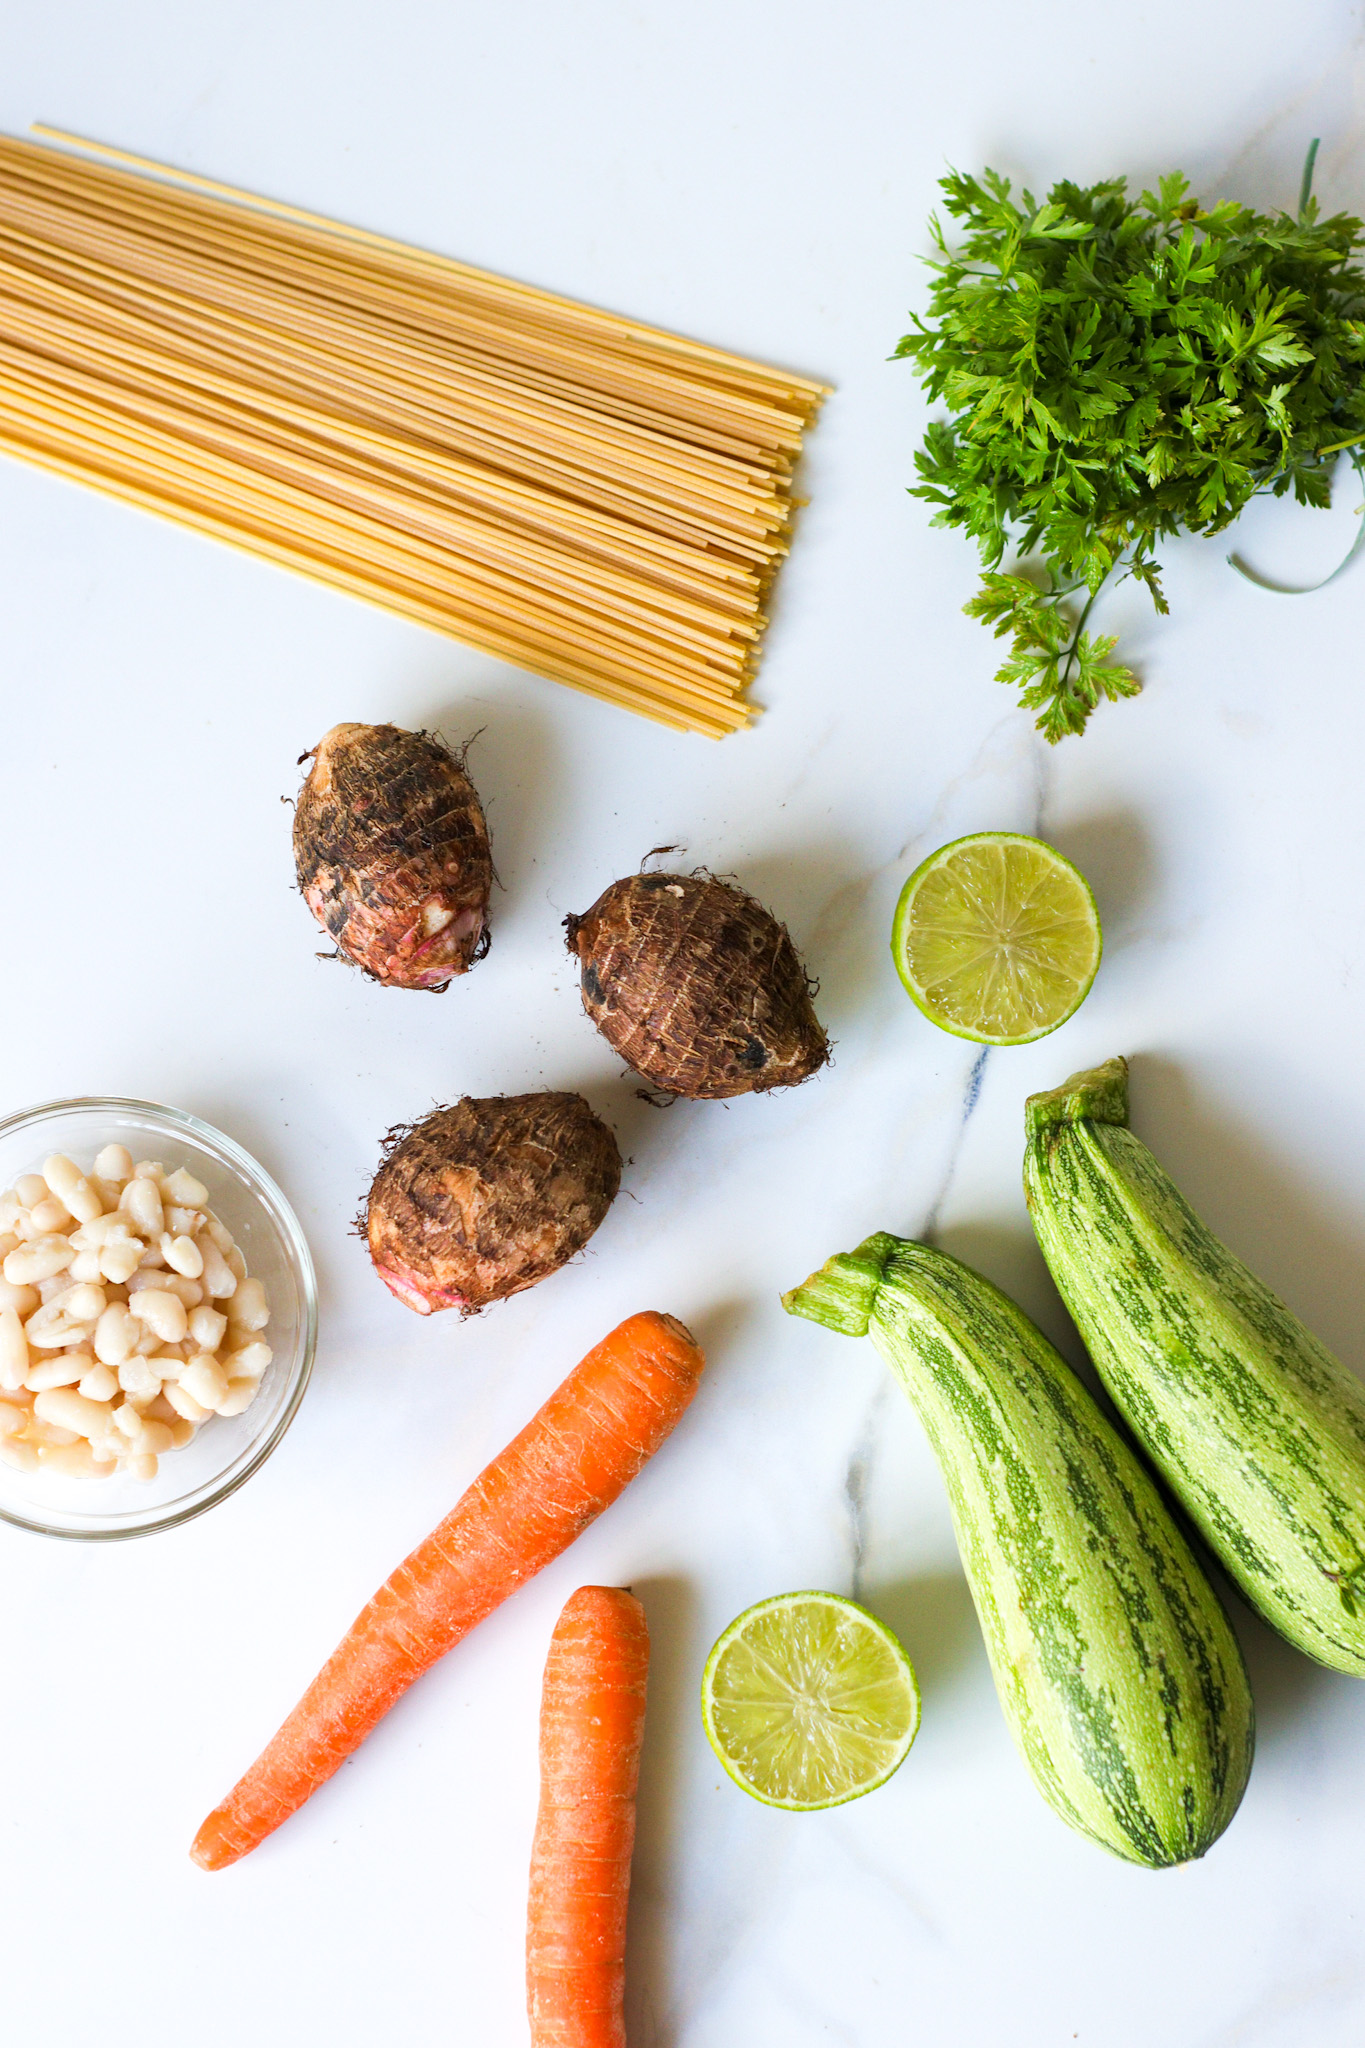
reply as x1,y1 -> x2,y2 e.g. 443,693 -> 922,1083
891,832 -> 1101,1045
702,1591 -> 920,1810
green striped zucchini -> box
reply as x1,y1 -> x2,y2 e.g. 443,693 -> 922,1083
1025,1057 -> 1365,1676
782,1234 -> 1253,1866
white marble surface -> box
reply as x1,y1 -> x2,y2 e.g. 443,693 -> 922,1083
4,2 -> 1365,2041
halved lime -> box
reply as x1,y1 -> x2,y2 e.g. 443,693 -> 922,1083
701,1591 -> 920,1810
891,831 -> 1101,1046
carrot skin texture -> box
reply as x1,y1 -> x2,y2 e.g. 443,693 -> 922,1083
191,1312 -> 701,1871
527,1587 -> 649,2048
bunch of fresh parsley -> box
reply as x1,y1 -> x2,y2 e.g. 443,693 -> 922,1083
897,153 -> 1365,739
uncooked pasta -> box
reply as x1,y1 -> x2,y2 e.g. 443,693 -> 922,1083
0,127 -> 827,736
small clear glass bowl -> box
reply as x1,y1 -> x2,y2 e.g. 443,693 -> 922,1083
0,1098 -> 317,1540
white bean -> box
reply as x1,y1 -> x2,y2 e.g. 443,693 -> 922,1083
42,1156 -> 83,1203
162,1381 -> 210,1424
133,1324 -> 162,1357
0,1194 -> 22,1233
202,1213 -> 235,1254
117,1357 -> 162,1401
34,1387 -> 113,1438
188,1306 -> 227,1353
37,1275 -> 70,1306
164,1168 -> 209,1208
0,1402 -> 29,1437
196,1237 -> 236,1299
28,1416 -> 81,1447
126,1265 -> 170,1294
216,1377 -> 260,1417
4,1236 -> 74,1286
99,1238 -> 144,1284
169,1418 -> 196,1448
145,1392 -> 179,1422
134,1419 -> 174,1456
94,1145 -> 134,1184
226,1247 -> 247,1283
0,1232 -> 16,1261
119,1177 -> 163,1239
93,1305 -> 138,1366
25,1354 -> 88,1392
14,1175 -> 47,1207
0,1279 -> 38,1317
30,1197 -> 72,1234
226,1277 -> 269,1333
179,1357 -> 229,1411
72,1213 -> 139,1250
225,1339 -> 272,1380
41,1441 -> 112,1479
165,1206 -> 205,1237
128,1268 -> 200,1307
0,1307 -> 28,1391
0,1438 -> 39,1472
78,1362 -> 119,1402
161,1233 -> 203,1279
43,1156 -> 102,1224
23,1307 -> 89,1351
56,1281 -> 106,1324
128,1290 -> 187,1344
151,1353 -> 183,1383
112,1402 -> 144,1439
129,1452 -> 159,1481
68,1248 -> 103,1284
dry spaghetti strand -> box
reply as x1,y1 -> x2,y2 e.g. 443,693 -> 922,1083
0,128 -> 827,734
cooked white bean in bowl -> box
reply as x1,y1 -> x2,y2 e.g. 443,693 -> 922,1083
0,1101 -> 316,1539
0,1149 -> 275,1481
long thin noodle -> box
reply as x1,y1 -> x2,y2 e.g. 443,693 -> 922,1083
0,129 -> 826,735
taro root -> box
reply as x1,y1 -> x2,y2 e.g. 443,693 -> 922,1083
293,722 -> 492,989
366,1091 -> 622,1314
564,869 -> 829,1099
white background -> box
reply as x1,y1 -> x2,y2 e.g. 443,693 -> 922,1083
3,2 -> 1365,2042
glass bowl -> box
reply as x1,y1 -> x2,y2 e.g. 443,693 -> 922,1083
0,1098 -> 317,1539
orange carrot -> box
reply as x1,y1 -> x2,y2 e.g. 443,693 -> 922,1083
527,1587 -> 649,2048
191,1311 -> 702,1871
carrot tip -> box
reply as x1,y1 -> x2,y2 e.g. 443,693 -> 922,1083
190,1814 -> 238,1872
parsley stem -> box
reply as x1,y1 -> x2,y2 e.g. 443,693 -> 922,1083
1299,138 -> 1321,218
1056,573 -> 1112,698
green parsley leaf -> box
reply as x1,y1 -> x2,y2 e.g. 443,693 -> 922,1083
897,149 -> 1365,736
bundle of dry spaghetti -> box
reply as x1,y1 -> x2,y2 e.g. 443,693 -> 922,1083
0,129 -> 827,735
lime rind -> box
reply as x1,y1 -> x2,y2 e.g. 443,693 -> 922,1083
891,831 -> 1101,1046
701,1591 -> 921,1811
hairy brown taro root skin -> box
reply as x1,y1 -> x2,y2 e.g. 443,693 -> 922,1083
293,722 -> 492,989
366,1092 -> 622,1314
564,872 -> 830,1099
